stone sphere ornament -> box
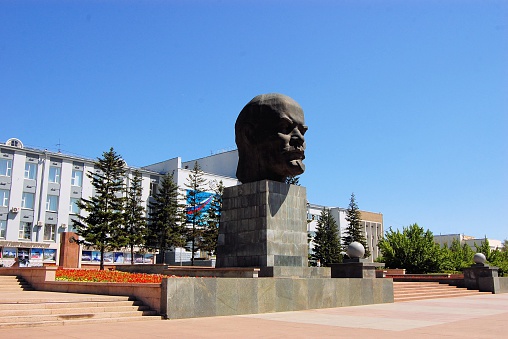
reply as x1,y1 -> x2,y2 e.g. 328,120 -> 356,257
473,253 -> 486,264
346,241 -> 365,259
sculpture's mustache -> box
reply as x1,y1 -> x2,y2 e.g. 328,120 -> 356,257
283,148 -> 305,160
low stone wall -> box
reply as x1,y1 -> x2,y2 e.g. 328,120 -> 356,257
0,266 -> 57,285
160,277 -> 394,319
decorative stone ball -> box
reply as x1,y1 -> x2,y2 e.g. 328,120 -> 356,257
346,241 -> 365,259
473,253 -> 486,264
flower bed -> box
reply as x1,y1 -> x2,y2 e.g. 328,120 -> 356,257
56,268 -> 173,283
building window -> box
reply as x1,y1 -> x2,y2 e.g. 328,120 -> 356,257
0,159 -> 12,177
19,222 -> 32,240
0,220 -> 6,238
49,166 -> 61,183
69,198 -> 80,214
71,169 -> 83,187
150,181 -> 158,196
24,162 -> 37,180
0,189 -> 9,207
21,192 -> 35,209
46,195 -> 59,212
44,224 -> 56,241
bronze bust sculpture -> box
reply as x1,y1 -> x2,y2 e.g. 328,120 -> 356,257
235,93 -> 307,184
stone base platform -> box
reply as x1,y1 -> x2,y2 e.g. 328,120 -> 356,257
161,277 -> 394,319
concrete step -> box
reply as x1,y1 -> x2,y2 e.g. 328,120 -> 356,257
0,304 -> 152,316
0,314 -> 161,329
393,281 -> 488,302
0,299 -> 143,310
0,276 -> 33,291
0,293 -> 133,304
0,276 -> 160,328
0,286 -> 34,291
0,309 -> 159,324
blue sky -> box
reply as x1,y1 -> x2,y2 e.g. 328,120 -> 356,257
1,1 -> 507,241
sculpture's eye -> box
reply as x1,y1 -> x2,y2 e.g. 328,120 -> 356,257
279,118 -> 293,134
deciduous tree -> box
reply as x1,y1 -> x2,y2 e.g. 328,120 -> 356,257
377,223 -> 443,274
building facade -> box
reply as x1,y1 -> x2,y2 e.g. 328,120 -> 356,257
434,234 -> 504,251
307,204 -> 383,262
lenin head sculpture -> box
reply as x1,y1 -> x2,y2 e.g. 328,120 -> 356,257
235,93 -> 307,184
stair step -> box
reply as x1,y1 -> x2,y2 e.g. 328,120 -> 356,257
0,314 -> 161,329
393,281 -> 488,302
0,304 -> 152,316
0,276 -> 159,327
0,309 -> 159,324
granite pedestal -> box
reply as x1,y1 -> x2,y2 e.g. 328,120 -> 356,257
216,180 -> 328,277
463,263 -> 499,292
330,259 -> 384,279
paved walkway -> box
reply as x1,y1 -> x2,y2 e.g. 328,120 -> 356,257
1,292 -> 507,338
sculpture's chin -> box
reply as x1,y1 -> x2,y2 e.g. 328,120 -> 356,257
289,159 -> 305,175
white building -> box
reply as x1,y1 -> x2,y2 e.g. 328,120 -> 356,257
434,234 -> 504,251
307,203 -> 383,262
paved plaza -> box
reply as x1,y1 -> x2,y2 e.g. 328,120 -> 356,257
1,292 -> 506,338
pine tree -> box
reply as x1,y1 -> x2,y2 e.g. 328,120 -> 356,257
199,180 -> 224,257
184,161 -> 208,265
146,172 -> 186,264
342,193 -> 370,258
124,169 -> 147,262
285,176 -> 300,185
311,208 -> 342,266
73,147 -> 126,270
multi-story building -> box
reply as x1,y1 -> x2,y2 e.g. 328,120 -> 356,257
307,204 -> 383,262
434,234 -> 504,251
0,137 -> 383,267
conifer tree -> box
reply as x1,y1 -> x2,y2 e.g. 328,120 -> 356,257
285,176 -> 300,185
146,172 -> 186,264
73,147 -> 126,270
124,169 -> 147,262
342,193 -> 370,258
184,161 -> 208,265
311,208 -> 342,266
199,180 -> 224,257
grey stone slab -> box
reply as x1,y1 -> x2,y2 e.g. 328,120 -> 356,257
292,279 -> 309,311
257,278 -> 276,314
275,279 -> 294,312
193,278 -> 217,318
238,278 -> 258,314
216,278 -> 240,316
361,279 -> 375,305
167,278 -> 195,319
348,279 -> 363,306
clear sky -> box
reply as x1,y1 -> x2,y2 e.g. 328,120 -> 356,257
1,1 -> 507,241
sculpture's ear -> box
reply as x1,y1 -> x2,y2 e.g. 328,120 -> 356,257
241,122 -> 256,145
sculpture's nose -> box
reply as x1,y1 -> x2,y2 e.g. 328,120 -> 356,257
289,127 -> 305,147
